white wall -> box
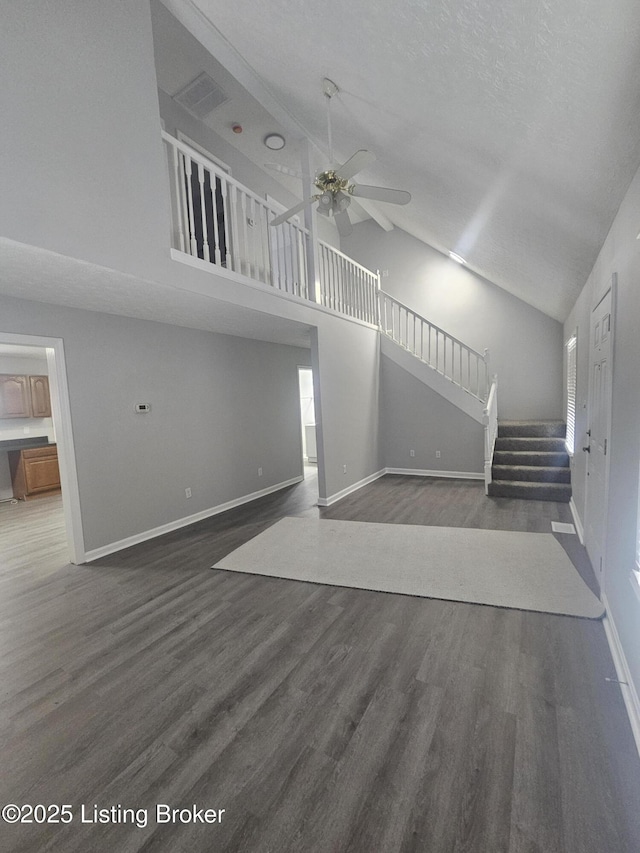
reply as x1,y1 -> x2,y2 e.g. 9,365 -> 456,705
0,294 -> 310,553
564,161 -> 640,704
342,222 -> 564,419
1,0 -> 171,282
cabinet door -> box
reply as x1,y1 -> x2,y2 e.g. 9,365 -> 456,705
29,375 -> 52,418
0,375 -> 31,418
24,456 -> 61,494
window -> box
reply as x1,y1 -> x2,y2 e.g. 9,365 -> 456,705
565,333 -> 577,454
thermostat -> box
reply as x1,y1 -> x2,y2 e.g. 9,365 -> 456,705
135,403 -> 151,413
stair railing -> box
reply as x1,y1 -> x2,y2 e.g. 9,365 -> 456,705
379,291 -> 490,402
317,240 -> 379,325
162,131 -> 309,299
483,375 -> 499,494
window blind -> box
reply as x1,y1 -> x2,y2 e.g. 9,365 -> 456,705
566,334 -> 577,454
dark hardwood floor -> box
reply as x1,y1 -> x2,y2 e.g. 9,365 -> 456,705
0,473 -> 638,852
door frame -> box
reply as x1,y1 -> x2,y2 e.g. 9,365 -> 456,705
584,272 -> 617,590
0,331 -> 85,564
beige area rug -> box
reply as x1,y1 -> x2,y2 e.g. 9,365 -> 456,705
213,517 -> 604,619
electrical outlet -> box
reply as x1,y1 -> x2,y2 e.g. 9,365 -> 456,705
435,451 -> 441,459
258,467 -> 263,477
185,487 -> 192,498
410,449 -> 415,457
343,464 -> 347,474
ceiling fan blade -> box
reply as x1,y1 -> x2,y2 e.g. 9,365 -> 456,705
269,198 -> 314,227
350,184 -> 412,205
334,208 -> 353,238
335,149 -> 376,179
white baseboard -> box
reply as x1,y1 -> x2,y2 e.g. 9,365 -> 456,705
317,469 -> 386,507
569,496 -> 584,544
385,467 -> 484,480
602,591 -> 640,759
83,476 -> 303,562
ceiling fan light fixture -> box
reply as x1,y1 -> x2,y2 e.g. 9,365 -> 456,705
264,133 -> 285,150
449,251 -> 467,265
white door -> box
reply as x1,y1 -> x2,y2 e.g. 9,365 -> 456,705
584,283 -> 614,581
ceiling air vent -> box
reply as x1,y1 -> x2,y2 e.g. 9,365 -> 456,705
173,72 -> 229,119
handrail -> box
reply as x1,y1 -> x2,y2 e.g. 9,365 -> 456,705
317,241 -> 380,325
162,131 -> 309,298
317,239 -> 379,278
161,132 -> 494,408
483,375 -> 499,494
379,290 -> 486,359
379,289 -> 490,401
162,131 -> 308,230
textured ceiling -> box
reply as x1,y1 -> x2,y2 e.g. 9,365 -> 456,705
0,239 -> 312,349
166,0 -> 640,320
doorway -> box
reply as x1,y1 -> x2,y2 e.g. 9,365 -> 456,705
298,367 -> 318,488
584,277 -> 615,583
0,332 -> 84,564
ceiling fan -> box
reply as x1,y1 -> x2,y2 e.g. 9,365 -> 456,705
269,79 -> 411,238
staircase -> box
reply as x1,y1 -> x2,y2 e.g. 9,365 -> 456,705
488,420 -> 571,502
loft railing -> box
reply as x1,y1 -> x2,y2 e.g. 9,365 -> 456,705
483,376 -> 499,493
379,291 -> 490,402
317,240 -> 379,325
162,131 -> 309,299
162,131 -> 493,407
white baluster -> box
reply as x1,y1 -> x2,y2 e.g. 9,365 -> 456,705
184,157 -> 198,257
197,163 -> 210,263
220,177 -> 232,269
172,146 -> 186,252
240,194 -> 250,277
229,185 -> 241,272
210,173 -> 222,266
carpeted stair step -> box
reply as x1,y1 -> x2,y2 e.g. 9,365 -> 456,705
493,450 -> 570,468
488,480 -> 572,502
498,420 -> 566,438
491,464 -> 571,483
495,436 -> 567,452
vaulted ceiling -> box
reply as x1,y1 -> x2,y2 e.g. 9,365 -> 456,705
162,0 -> 640,321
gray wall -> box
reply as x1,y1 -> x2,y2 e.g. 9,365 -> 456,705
311,320 -> 382,499
0,294 -> 310,552
381,357 -> 484,474
564,161 -> 640,701
1,0 -> 171,282
342,222 -> 564,419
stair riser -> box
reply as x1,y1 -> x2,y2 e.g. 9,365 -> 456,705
498,422 -> 566,438
493,451 -> 569,468
488,482 -> 572,502
491,465 -> 571,483
495,437 -> 566,452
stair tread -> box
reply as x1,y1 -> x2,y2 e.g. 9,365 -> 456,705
491,479 -> 571,489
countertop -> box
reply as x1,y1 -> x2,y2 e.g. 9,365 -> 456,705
0,437 -> 56,452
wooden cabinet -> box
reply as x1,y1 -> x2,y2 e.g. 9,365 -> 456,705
8,445 -> 61,500
0,374 -> 52,419
0,374 -> 32,418
29,375 -> 52,418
